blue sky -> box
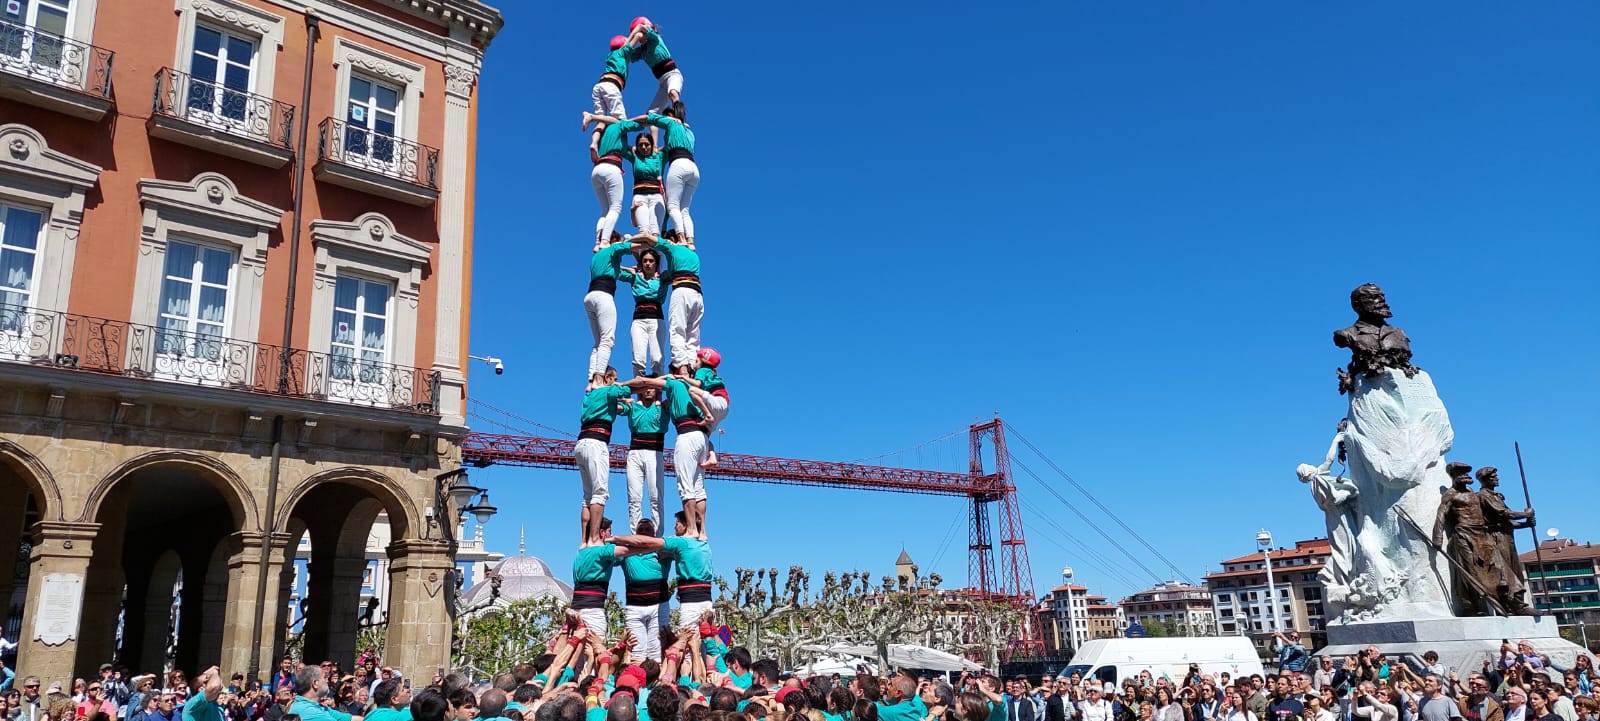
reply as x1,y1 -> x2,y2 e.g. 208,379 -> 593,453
464,3 -> 1599,605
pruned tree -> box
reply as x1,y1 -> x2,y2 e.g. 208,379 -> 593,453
825,570 -> 943,671
716,565 -> 805,658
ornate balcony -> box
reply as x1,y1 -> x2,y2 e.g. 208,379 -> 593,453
0,303 -> 440,416
314,117 -> 440,206
0,19 -> 113,120
147,67 -> 295,168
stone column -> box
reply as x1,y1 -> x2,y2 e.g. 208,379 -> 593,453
323,555 -> 367,667
16,522 -> 98,687
219,532 -> 295,679
383,539 -> 454,674
430,60 -> 478,427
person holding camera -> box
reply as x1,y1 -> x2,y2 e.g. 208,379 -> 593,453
1352,684 -> 1400,721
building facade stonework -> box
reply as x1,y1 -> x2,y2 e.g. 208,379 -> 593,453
0,0 -> 502,686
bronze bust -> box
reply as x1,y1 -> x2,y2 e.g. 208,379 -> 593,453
1334,283 -> 1420,394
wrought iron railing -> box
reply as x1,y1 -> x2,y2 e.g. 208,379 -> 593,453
317,117 -> 439,189
0,18 -> 113,98
0,303 -> 440,415
151,67 -> 295,149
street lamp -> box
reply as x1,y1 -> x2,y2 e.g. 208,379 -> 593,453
1581,620 -> 1589,652
1256,529 -> 1282,635
1062,565 -> 1078,657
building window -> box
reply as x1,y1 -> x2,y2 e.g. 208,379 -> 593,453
186,24 -> 256,125
155,239 -> 235,366
0,204 -> 43,311
1216,593 -> 1231,603
343,74 -> 402,168
329,275 -> 394,398
1303,587 -> 1322,601
1,0 -> 71,72
332,37 -> 424,141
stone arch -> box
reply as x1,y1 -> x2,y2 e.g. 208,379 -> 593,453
274,467 -> 420,540
0,437 -> 64,521
79,450 -> 258,530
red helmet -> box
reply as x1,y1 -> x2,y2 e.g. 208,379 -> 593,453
697,347 -> 721,368
609,35 -> 628,51
630,16 -> 654,32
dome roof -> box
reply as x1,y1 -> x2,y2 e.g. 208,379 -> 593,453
462,552 -> 573,608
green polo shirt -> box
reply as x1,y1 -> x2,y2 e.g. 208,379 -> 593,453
602,44 -> 644,79
366,708 -> 413,721
619,269 -> 668,307
655,240 -> 699,280
581,384 -> 632,426
628,150 -> 664,184
693,367 -> 724,394
573,544 -> 619,584
620,400 -> 664,435
662,378 -> 705,425
876,698 -> 927,721
641,28 -> 673,69
643,114 -> 695,154
620,551 -> 666,584
182,695 -> 223,721
660,536 -> 713,582
597,119 -> 644,160
590,241 -> 634,281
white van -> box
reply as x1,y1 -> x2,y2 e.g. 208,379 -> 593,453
1061,637 -> 1265,687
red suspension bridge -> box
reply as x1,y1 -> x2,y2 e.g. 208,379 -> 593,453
459,417 -> 1046,656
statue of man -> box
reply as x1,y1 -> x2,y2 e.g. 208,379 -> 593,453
1476,467 -> 1536,616
1433,462 -> 1494,616
1327,283 -> 1454,621
1334,283 -> 1421,395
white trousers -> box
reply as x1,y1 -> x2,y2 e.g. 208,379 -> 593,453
576,438 -> 611,506
625,604 -> 663,661
647,69 -> 684,114
584,290 -> 616,377
579,607 -> 608,639
592,81 -> 626,117
674,430 -> 708,500
689,386 -> 729,434
664,159 -> 699,240
667,286 -> 703,371
625,449 -> 663,532
678,599 -> 712,630
630,317 -> 667,378
591,163 -> 624,245
632,193 -> 666,236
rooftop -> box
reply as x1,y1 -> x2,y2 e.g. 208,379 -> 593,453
1217,538 -> 1332,566
1204,563 -> 1326,580
1521,539 -> 1600,564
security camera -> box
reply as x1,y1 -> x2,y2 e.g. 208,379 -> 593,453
493,360 -> 504,375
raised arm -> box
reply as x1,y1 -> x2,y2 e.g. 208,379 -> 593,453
611,534 -> 667,553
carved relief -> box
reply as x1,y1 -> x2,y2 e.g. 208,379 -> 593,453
444,64 -> 476,96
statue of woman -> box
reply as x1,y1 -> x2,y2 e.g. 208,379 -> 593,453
1329,284 -> 1455,622
1296,419 -> 1360,611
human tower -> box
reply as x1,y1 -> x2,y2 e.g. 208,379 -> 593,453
565,16 -> 725,663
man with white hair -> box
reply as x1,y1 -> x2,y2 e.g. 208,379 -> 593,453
1075,685 -> 1113,721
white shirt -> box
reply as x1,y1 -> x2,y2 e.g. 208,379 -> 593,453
1079,699 -> 1114,721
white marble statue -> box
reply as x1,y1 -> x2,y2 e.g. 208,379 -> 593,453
1319,284 -> 1456,624
1296,421 -> 1360,612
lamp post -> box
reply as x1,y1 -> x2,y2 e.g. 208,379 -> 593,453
1581,620 -> 1590,651
1256,529 -> 1282,635
1061,565 -> 1078,657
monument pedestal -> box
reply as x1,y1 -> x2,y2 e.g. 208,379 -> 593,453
1317,616 -> 1586,673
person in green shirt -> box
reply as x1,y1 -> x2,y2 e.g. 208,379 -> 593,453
627,133 -> 666,237
366,680 -> 413,721
584,234 -> 653,386
619,249 -> 668,379
590,30 -> 646,123
633,105 -> 698,250
579,117 -> 648,253
626,18 -> 684,123
579,367 -> 633,545
619,518 -> 670,661
181,668 -> 224,721
633,233 -> 701,376
573,517 -> 631,637
682,347 -> 729,468
613,511 -> 715,629
619,385 -> 665,532
622,377 -> 713,538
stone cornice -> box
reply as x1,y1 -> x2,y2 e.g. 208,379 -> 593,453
365,0 -> 503,47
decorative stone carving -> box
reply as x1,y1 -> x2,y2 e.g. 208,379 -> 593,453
8,139 -> 27,159
444,64 -> 476,96
188,0 -> 275,38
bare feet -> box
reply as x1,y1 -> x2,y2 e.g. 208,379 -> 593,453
700,449 -> 718,468
581,111 -> 593,131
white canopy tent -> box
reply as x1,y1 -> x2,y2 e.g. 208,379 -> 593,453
800,643 -> 983,673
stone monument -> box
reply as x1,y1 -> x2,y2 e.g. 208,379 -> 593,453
1303,284 -> 1583,672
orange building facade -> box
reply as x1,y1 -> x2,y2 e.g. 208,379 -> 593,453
0,0 -> 500,685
